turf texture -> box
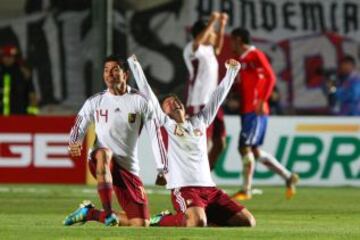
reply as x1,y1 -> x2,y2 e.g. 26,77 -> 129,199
0,185 -> 359,240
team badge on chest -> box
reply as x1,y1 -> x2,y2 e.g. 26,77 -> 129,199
174,125 -> 185,136
128,113 -> 137,123
193,129 -> 203,136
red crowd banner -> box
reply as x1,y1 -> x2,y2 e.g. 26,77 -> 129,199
0,116 -> 86,184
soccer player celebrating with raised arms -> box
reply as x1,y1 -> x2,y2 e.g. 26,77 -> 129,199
230,28 -> 299,201
183,11 -> 228,170
128,55 -> 255,227
63,55 -> 167,227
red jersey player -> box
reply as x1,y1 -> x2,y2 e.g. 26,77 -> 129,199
230,28 -> 299,200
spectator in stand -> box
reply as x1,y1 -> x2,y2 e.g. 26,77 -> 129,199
329,56 -> 360,116
0,44 -> 38,115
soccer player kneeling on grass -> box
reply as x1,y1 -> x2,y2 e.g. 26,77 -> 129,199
63,55 -> 167,227
128,55 -> 255,227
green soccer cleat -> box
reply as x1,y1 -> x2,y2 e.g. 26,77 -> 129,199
63,200 -> 95,226
104,213 -> 119,226
150,210 -> 171,226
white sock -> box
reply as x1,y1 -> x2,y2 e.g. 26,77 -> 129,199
257,150 -> 291,180
242,152 -> 255,193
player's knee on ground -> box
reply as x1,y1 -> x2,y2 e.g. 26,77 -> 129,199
128,218 -> 149,227
187,216 -> 207,227
186,207 -> 207,227
227,208 -> 256,227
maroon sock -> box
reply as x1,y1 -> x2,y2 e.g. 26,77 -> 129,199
97,182 -> 113,217
86,208 -> 107,223
159,212 -> 186,227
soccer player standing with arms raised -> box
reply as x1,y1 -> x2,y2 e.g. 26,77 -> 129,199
183,11 -> 228,170
64,55 -> 167,227
230,28 -> 299,200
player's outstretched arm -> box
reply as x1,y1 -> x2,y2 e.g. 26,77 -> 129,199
144,119 -> 168,179
128,55 -> 169,182
193,11 -> 220,52
127,55 -> 167,125
198,59 -> 241,126
214,12 -> 228,55
256,51 -> 276,115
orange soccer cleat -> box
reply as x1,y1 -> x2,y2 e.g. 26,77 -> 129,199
286,173 -> 299,199
232,190 -> 252,201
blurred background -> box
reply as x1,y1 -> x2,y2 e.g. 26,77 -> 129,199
0,0 -> 359,186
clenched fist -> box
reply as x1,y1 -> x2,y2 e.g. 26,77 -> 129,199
68,142 -> 82,157
226,58 -> 240,68
220,13 -> 228,25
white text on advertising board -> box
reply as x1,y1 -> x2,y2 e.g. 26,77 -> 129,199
0,133 -> 73,168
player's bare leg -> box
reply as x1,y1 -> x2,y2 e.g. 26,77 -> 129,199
185,207 -> 207,227
226,208 -> 256,227
112,212 -> 129,226
232,146 -> 254,200
252,148 -> 299,199
208,136 -> 226,170
127,218 -> 149,227
116,212 -> 149,226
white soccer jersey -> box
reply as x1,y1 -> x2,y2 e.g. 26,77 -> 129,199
129,56 -> 240,189
69,86 -> 167,176
183,42 -> 219,109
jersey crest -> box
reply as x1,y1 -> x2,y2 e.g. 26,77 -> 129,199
174,125 -> 185,136
193,128 -> 203,136
128,113 -> 137,123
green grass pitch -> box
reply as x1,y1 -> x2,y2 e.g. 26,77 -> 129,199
0,185 -> 359,240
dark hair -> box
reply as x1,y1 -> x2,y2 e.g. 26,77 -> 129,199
341,55 -> 356,65
191,19 -> 208,38
104,54 -> 129,71
231,28 -> 251,44
159,93 -> 181,107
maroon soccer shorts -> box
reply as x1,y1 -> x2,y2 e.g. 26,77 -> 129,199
89,148 -> 150,220
171,186 -> 244,226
